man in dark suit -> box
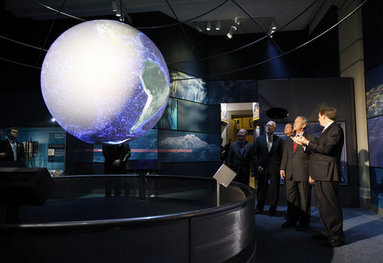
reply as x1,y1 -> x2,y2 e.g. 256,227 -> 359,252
293,107 -> 345,247
0,127 -> 25,166
227,129 -> 254,186
280,116 -> 314,231
102,142 -> 131,197
254,121 -> 283,216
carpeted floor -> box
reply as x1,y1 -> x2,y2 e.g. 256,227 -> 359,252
255,206 -> 383,263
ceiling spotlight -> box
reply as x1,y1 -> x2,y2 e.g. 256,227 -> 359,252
194,23 -> 203,33
51,117 -> 56,123
215,21 -> 221,31
268,20 -> 277,38
226,25 -> 237,39
234,17 -> 240,26
112,1 -> 117,12
271,20 -> 277,30
206,21 -> 211,31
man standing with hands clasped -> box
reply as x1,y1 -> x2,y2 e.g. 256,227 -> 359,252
227,129 -> 254,186
292,107 -> 345,247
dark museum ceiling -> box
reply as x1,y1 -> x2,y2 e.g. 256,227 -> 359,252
1,0 -> 357,87
3,0 -> 334,35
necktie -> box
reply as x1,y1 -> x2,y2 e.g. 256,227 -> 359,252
240,141 -> 245,155
11,141 -> 17,161
267,136 -> 272,152
293,141 -> 298,153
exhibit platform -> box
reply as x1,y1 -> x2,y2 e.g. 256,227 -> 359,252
0,174 -> 256,263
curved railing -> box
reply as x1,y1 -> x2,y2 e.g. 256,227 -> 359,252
0,175 -> 256,263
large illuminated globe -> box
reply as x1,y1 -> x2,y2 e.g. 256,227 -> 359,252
41,20 -> 170,144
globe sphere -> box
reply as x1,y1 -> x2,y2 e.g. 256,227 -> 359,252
41,20 -> 170,144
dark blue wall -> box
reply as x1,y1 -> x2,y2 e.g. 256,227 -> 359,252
363,0 -> 383,210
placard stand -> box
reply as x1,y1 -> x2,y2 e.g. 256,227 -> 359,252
213,164 -> 236,207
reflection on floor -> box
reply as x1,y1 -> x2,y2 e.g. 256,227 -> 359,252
256,206 -> 383,262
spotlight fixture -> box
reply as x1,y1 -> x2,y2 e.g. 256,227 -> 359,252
226,24 -> 238,39
215,21 -> 221,31
226,17 -> 240,39
234,17 -> 240,26
271,20 -> 277,30
194,23 -> 203,33
206,21 -> 211,31
268,20 -> 277,38
112,1 -> 117,12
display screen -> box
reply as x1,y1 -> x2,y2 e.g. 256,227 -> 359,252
158,130 -> 220,162
177,100 -> 209,132
368,115 -> 383,168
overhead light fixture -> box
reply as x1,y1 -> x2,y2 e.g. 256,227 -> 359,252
234,17 -> 240,26
271,20 -> 277,30
215,21 -> 221,31
112,1 -> 117,12
194,23 -> 203,33
206,21 -> 211,31
269,20 -> 277,38
226,25 -> 237,39
226,17 -> 240,39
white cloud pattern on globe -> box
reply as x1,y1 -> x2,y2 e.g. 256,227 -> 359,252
41,20 -> 170,144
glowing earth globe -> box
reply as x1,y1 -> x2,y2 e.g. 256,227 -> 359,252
41,20 -> 170,144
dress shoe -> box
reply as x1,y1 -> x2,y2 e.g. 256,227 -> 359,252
296,225 -> 308,231
326,239 -> 346,248
255,209 -> 263,214
312,233 -> 328,241
281,221 -> 296,228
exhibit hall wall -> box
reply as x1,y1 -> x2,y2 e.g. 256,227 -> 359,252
363,0 -> 383,213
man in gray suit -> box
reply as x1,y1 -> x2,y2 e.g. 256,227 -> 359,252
293,107 -> 345,247
254,121 -> 283,216
280,116 -> 314,231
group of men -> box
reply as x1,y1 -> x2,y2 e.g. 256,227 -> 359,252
0,127 -> 25,166
225,107 -> 345,248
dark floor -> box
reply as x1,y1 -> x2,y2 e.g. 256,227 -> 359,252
255,206 -> 383,263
